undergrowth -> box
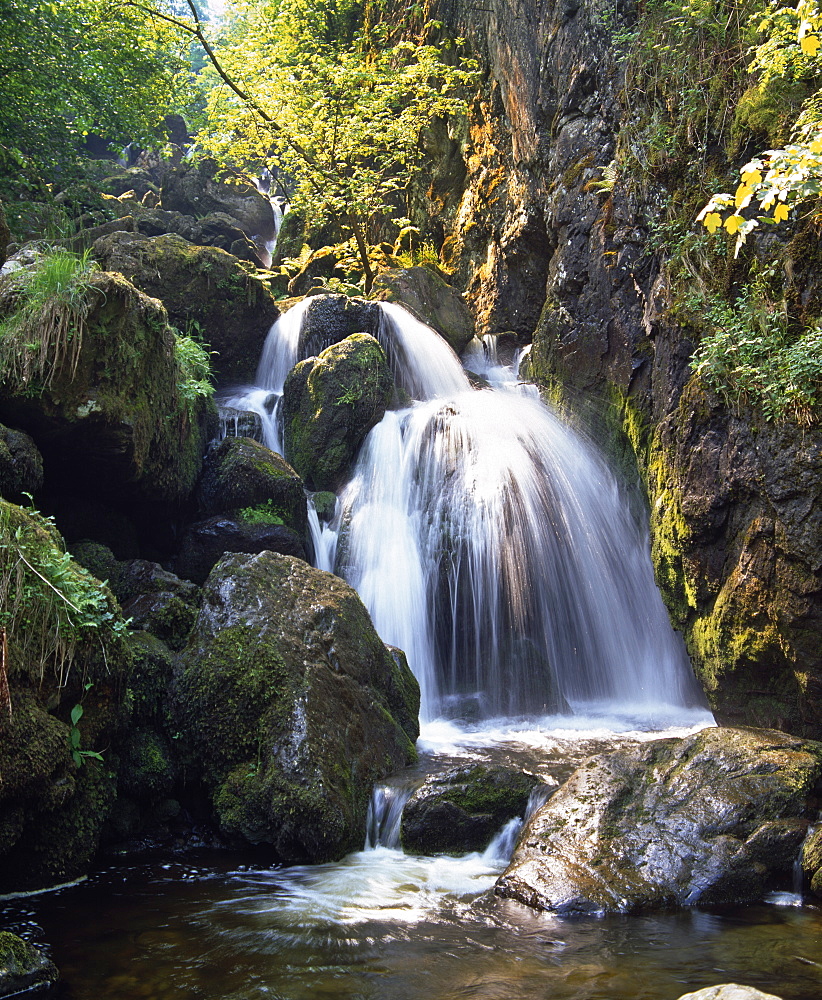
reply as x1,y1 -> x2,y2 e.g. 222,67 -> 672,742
0,248 -> 100,392
0,500 -> 129,689
173,331 -> 216,414
688,278 -> 822,423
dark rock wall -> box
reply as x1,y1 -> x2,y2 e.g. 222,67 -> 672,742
426,0 -> 822,735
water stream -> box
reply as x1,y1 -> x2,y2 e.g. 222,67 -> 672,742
10,300 -> 819,997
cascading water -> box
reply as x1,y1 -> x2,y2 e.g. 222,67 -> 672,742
227,296 -> 706,727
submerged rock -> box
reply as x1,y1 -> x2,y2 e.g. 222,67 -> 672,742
176,551 -> 420,863
496,727 -> 822,915
401,764 -> 541,855
282,333 -> 394,491
0,931 -> 58,997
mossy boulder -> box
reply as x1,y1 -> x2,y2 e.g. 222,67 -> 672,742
195,436 -> 307,533
175,550 -> 420,863
401,764 -> 541,855
91,231 -> 279,384
282,333 -> 394,491
296,294 -> 384,357
0,422 -> 43,502
0,269 -> 212,505
160,159 -> 276,244
0,932 -> 59,997
496,727 -> 822,915
0,502 -> 132,890
371,266 -> 476,354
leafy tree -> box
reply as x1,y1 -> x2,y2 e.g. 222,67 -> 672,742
0,0 -> 191,176
139,0 -> 478,289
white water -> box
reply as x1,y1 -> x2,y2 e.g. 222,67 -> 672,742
225,294 -> 709,730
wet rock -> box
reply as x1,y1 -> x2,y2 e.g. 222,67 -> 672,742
311,490 -> 337,521
401,764 -> 541,855
282,333 -> 394,491
91,231 -> 279,384
801,823 -> 822,897
176,551 -> 420,862
115,559 -> 201,607
676,988 -> 784,1000
195,436 -> 307,534
0,931 -> 59,997
218,405 -> 264,443
496,727 -> 822,915
0,423 -> 43,502
371,266 -> 475,354
133,207 -> 265,264
296,294 -> 383,357
175,515 -> 307,585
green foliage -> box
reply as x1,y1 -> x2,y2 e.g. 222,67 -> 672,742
698,0 -> 822,250
0,249 -> 100,391
69,684 -> 105,766
173,330 -> 216,411
182,0 -> 478,288
238,499 -> 286,524
0,501 -> 129,686
622,0 -> 753,175
689,280 -> 822,423
0,0 -> 193,177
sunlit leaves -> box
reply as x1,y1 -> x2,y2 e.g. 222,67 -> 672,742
697,1 -> 822,252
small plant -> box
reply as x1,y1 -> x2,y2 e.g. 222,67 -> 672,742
69,682 -> 105,767
173,331 -> 216,412
0,249 -> 100,391
238,500 -> 286,525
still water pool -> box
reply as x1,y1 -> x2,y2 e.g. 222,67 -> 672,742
4,714 -> 820,1000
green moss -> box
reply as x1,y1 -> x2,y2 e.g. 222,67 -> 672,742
729,79 -> 809,158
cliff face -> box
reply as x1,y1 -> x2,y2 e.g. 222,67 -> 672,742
429,0 -> 822,735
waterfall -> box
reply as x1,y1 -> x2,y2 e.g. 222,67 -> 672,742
230,296 -> 704,725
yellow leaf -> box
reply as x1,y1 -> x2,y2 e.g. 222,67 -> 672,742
725,214 -> 744,235
703,212 -> 723,234
735,183 -> 753,209
773,202 -> 791,222
801,34 -> 821,55
809,137 -> 822,154
741,168 -> 763,186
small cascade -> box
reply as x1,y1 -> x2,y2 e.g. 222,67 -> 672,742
482,816 -> 523,863
365,783 -> 416,849
226,296 -> 707,728
307,496 -> 336,574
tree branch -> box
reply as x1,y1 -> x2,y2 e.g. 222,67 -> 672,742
121,0 -> 319,168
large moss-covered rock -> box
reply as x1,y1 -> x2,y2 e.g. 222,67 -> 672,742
132,207 -> 264,264
195,435 -> 307,533
282,334 -> 393,490
176,551 -> 420,862
92,231 -> 279,384
401,764 -> 541,855
0,269 -> 212,505
371,266 -> 476,354
160,158 -> 276,244
0,932 -> 59,997
0,423 -> 43,502
496,727 -> 822,915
